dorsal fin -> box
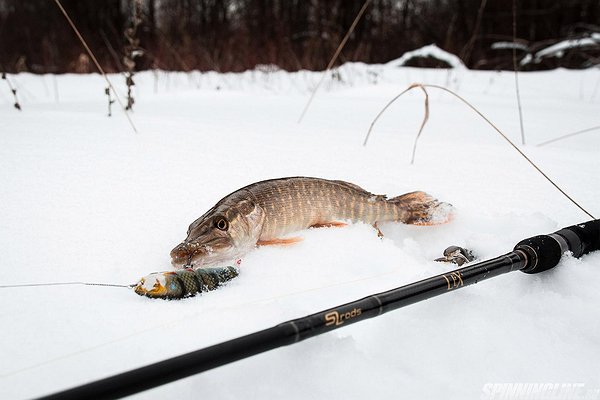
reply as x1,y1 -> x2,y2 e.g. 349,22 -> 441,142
331,180 -> 368,193
332,180 -> 387,200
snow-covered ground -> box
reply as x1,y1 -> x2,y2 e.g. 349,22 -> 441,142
1,64 -> 599,399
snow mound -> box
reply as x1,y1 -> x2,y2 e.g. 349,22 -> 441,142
522,34 -> 600,65
386,44 -> 466,69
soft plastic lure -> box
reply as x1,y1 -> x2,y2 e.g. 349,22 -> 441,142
133,266 -> 239,299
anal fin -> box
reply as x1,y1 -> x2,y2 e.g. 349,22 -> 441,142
373,222 -> 384,238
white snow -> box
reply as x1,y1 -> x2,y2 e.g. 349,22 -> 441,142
386,44 -> 467,69
520,53 -> 534,67
491,41 -> 529,51
1,64 -> 599,399
527,34 -> 600,64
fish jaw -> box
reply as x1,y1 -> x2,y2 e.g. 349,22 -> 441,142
170,239 -> 252,269
170,241 -> 206,268
170,223 -> 237,268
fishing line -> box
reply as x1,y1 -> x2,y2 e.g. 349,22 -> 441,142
1,266 -> 408,379
0,282 -> 133,289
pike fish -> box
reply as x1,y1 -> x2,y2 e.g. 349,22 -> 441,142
170,177 -> 453,268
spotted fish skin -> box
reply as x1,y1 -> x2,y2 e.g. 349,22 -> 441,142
170,177 -> 453,268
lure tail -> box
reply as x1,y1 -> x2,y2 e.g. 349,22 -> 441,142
391,191 -> 453,225
134,266 -> 239,300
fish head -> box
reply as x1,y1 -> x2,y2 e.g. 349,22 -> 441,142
170,198 -> 264,268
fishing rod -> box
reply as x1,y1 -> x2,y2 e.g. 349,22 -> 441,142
39,219 -> 599,400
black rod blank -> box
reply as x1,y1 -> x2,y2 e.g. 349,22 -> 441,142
38,220 -> 599,400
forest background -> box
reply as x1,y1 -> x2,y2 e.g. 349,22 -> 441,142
1,0 -> 599,74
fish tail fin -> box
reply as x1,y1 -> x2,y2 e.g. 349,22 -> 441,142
389,191 -> 453,225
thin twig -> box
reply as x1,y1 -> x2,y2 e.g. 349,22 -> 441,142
53,0 -> 138,134
512,0 -> 526,145
363,83 -> 595,219
2,72 -> 21,110
99,29 -> 126,72
155,26 -> 193,71
105,86 -> 115,117
124,0 -> 144,111
537,125 -> 600,147
52,74 -> 60,103
297,0 -> 372,123
460,0 -> 488,65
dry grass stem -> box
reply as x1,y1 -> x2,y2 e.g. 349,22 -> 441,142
363,83 -> 595,219
537,126 -> 600,147
410,86 -> 429,164
297,0 -> 372,123
512,0 -> 526,145
363,83 -> 423,148
53,0 -> 138,134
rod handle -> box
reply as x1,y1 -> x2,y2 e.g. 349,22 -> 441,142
516,219 -> 599,274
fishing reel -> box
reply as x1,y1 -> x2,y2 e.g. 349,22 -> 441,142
434,245 -> 475,266
434,219 -> 600,272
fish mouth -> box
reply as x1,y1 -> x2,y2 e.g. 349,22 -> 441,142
170,244 -> 203,269
170,241 -> 232,269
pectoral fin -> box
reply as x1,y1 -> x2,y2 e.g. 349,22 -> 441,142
257,237 -> 303,246
310,221 -> 348,228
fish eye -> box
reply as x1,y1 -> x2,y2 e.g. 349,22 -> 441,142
215,217 -> 229,231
